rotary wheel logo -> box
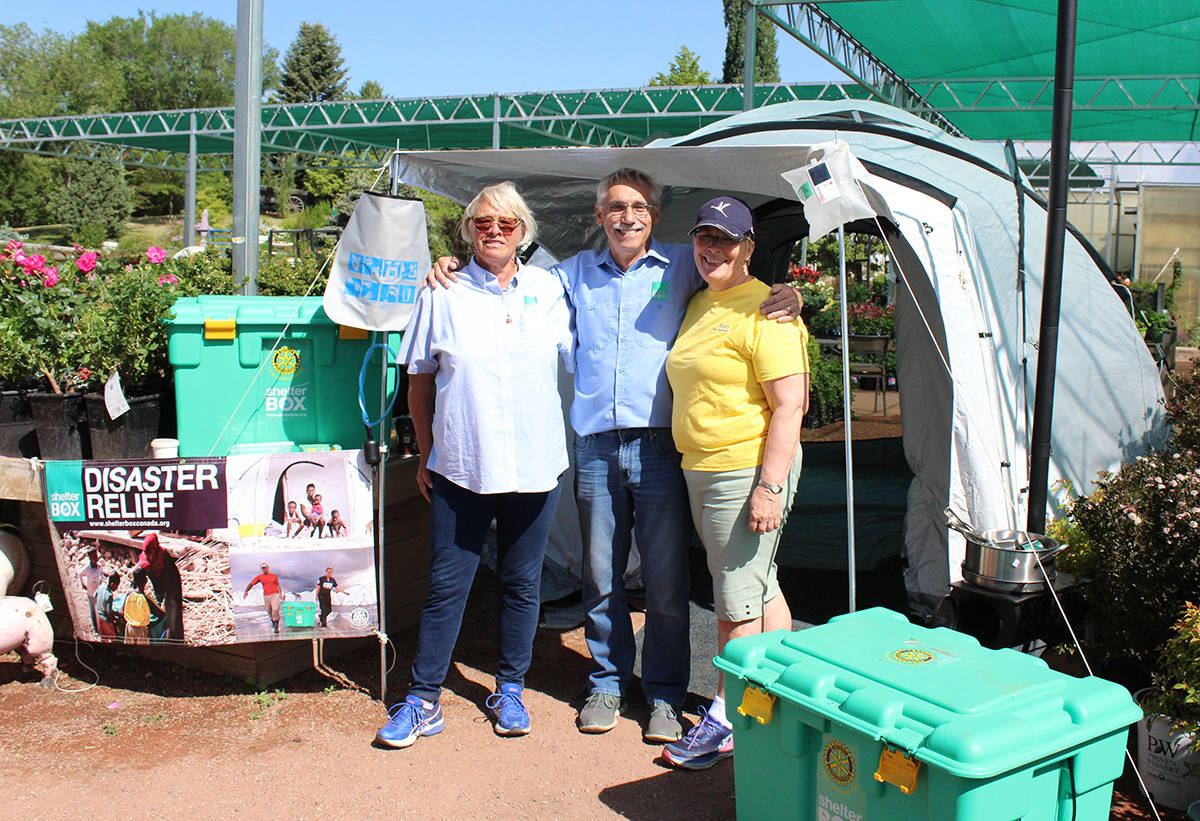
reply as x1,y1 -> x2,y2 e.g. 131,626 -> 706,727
823,740 -> 856,789
271,346 -> 301,378
889,648 -> 935,665
348,607 -> 371,629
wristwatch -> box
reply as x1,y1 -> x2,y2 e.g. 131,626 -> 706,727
756,479 -> 783,494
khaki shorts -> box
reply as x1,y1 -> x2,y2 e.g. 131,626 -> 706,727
683,448 -> 801,622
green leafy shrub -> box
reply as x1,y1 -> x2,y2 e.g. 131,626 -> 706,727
1143,602 -> 1200,731
1069,362 -> 1200,677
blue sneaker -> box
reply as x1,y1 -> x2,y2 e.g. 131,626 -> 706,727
374,695 -> 444,748
662,708 -> 733,770
485,682 -> 530,737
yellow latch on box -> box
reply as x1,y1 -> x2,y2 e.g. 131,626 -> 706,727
339,325 -> 368,340
874,746 -> 921,794
737,684 -> 776,725
204,318 -> 237,339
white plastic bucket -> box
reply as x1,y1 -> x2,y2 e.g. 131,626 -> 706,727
150,438 -> 180,459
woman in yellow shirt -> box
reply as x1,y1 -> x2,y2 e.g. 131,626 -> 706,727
663,196 -> 809,770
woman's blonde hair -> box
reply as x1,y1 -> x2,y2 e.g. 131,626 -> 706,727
459,181 -> 538,249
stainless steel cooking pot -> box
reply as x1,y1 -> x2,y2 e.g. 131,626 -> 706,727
960,530 -> 1066,593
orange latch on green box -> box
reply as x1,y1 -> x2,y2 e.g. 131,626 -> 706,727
875,746 -> 921,794
204,318 -> 236,339
738,684 -> 776,725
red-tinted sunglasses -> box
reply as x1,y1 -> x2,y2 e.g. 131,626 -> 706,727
471,216 -> 522,234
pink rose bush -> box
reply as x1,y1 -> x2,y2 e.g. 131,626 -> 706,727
0,243 -> 187,393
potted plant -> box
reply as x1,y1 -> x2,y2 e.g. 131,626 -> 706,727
74,246 -> 181,459
1136,602 -> 1200,811
0,240 -> 96,459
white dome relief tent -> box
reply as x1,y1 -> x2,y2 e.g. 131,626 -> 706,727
391,100 -> 1166,615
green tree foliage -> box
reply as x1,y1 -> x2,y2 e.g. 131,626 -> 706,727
78,13 -> 242,111
357,80 -> 385,100
722,0 -> 780,84
0,23 -> 122,117
649,46 -> 713,86
278,22 -> 349,103
0,153 -> 54,227
129,168 -> 185,216
46,159 -> 133,239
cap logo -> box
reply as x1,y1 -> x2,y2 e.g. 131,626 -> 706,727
711,200 -> 732,216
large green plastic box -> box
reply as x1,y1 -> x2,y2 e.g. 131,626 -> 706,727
715,608 -> 1141,821
167,296 -> 396,457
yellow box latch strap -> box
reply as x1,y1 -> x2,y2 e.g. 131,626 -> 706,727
204,318 -> 236,340
737,685 -> 776,725
874,747 -> 921,795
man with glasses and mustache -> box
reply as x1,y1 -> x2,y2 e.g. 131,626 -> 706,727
430,169 -> 798,745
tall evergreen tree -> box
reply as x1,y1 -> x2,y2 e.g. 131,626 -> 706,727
278,22 -> 349,104
357,80 -> 385,100
721,0 -> 780,84
46,159 -> 132,239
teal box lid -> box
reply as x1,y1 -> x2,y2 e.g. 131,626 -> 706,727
714,607 -> 1143,779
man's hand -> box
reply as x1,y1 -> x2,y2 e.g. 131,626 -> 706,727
426,256 -> 463,288
760,283 -> 803,322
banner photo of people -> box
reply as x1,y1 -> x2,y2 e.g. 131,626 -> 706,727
42,450 -> 378,646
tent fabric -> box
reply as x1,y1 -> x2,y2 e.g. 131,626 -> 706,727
812,0 -> 1200,141
391,99 -> 1166,611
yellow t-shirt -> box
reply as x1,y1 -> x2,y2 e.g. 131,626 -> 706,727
666,278 -> 809,471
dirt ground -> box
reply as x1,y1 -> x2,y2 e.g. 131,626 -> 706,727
0,570 -> 1185,821
1,392 -> 1189,820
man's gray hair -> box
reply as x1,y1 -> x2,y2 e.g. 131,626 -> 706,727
596,168 -> 662,207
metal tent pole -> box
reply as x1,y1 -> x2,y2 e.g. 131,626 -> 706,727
742,1 -> 757,110
231,0 -> 263,294
184,113 -> 197,248
1026,0 -> 1077,535
838,226 -> 857,611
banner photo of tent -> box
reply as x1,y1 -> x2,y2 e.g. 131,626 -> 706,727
42,450 -> 377,646
323,191 -> 431,332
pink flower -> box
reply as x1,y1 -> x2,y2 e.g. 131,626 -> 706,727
145,246 -> 166,264
42,268 -> 59,288
12,249 -> 26,266
158,273 -> 179,287
5,239 -> 21,254
22,253 -> 45,273
76,251 -> 98,273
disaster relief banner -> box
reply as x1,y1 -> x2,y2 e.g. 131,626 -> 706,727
43,450 -> 378,647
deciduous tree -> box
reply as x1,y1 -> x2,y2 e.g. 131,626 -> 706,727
649,46 -> 713,86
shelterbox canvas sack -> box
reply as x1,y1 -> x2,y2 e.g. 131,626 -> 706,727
323,192 -> 431,331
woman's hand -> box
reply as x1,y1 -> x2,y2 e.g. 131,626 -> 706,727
748,485 -> 783,533
415,455 -> 433,502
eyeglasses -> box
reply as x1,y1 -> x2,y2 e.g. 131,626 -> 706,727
604,201 -> 655,217
470,216 -> 522,234
692,230 -> 745,249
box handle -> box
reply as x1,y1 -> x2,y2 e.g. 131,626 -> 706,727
874,747 -> 921,794
737,684 -> 777,725
204,318 -> 236,340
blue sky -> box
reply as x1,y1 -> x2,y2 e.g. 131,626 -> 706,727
16,1 -> 849,101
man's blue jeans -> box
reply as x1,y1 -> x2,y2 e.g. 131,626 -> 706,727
575,428 -> 691,706
408,472 -> 561,703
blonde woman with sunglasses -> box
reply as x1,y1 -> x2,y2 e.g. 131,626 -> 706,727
379,182 -> 574,748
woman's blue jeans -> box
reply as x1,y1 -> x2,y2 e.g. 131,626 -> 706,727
407,472 -> 561,703
575,428 -> 692,707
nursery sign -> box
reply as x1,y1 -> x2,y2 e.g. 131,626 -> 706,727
41,449 -> 378,647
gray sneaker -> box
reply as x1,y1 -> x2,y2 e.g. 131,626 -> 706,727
577,690 -> 625,733
644,700 -> 683,743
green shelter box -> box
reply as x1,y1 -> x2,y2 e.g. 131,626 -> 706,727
715,608 -> 1142,821
167,296 -> 396,457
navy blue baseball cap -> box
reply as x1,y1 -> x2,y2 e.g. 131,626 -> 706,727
690,197 -> 755,240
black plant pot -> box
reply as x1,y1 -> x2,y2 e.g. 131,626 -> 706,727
28,392 -> 91,460
0,390 -> 38,457
85,393 -> 161,461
